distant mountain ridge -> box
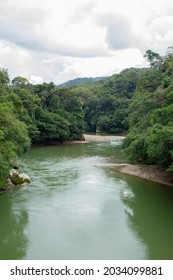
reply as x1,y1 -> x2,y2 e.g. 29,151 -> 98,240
57,76 -> 107,88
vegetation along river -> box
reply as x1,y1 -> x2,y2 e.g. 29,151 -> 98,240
1,139 -> 173,260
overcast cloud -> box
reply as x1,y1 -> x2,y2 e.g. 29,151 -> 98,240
0,0 -> 173,84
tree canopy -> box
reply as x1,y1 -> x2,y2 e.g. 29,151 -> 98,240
123,50 -> 173,171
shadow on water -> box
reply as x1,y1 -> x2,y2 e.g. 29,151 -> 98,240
119,174 -> 173,260
0,192 -> 29,260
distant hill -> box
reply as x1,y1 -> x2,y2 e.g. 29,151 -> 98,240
57,77 -> 107,88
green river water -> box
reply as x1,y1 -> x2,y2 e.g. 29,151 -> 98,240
0,140 -> 173,260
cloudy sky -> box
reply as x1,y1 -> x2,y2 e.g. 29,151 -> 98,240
0,0 -> 173,84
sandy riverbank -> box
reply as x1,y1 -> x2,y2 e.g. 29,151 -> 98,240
65,134 -> 125,144
115,164 -> 173,187
83,134 -> 125,142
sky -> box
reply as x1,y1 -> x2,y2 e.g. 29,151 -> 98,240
0,0 -> 173,85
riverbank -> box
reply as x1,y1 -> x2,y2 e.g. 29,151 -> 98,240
84,134 -> 124,142
64,134 -> 125,144
83,134 -> 125,142
114,164 -> 173,187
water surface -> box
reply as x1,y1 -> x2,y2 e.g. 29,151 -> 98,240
0,141 -> 173,259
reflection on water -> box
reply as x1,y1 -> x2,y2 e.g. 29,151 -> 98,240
0,193 -> 28,260
0,141 -> 173,259
120,175 -> 173,260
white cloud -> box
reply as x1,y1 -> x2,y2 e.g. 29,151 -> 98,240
0,0 -> 173,84
149,15 -> 173,36
29,75 -> 44,85
105,16 -> 138,50
147,15 -> 173,52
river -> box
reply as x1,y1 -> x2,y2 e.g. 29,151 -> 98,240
0,140 -> 173,260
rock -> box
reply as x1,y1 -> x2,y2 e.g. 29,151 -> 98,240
0,188 -> 6,194
20,173 -> 31,183
9,169 -> 31,185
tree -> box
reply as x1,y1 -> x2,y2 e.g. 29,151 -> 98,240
12,76 -> 29,86
0,103 -> 30,187
35,109 -> 70,143
76,68 -> 145,134
144,49 -> 163,68
0,68 -> 10,85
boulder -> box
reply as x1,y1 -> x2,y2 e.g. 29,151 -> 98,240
9,169 -> 31,185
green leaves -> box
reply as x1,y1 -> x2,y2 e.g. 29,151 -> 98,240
124,50 -> 173,171
35,109 -> 70,143
0,68 -> 10,85
77,68 -> 144,134
0,102 -> 30,186
144,49 -> 163,68
145,124 -> 173,166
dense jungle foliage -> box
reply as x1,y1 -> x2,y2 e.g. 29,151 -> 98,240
0,48 -> 173,187
70,67 -> 146,133
123,49 -> 173,172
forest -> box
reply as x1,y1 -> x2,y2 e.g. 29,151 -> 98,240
0,49 -> 173,188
